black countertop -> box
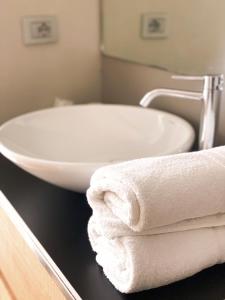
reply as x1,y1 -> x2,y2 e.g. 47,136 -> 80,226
1,154 -> 225,300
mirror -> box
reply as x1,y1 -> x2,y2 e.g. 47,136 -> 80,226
101,0 -> 225,75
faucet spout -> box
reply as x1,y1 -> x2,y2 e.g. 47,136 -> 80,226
139,75 -> 224,150
140,88 -> 202,108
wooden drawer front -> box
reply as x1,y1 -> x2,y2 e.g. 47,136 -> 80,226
0,205 -> 69,300
0,190 -> 82,300
0,272 -> 14,300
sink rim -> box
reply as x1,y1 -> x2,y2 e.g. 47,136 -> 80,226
0,104 -> 195,166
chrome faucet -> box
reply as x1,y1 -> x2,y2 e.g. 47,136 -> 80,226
140,75 -> 224,150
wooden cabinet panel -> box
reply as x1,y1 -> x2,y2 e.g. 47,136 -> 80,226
0,272 -> 14,300
0,192 -> 80,300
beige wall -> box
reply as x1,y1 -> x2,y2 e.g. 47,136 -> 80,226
102,57 -> 225,146
1,1 -> 224,146
102,0 -> 225,75
0,0 -> 101,124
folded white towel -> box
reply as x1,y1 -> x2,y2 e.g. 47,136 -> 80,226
87,146 -> 225,232
91,206 -> 225,237
88,216 -> 225,293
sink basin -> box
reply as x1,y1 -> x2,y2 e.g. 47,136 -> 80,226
0,104 -> 195,192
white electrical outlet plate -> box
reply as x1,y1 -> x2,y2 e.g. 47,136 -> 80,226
22,16 -> 58,45
141,12 -> 168,39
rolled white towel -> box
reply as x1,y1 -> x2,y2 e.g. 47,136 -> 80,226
88,216 -> 225,293
87,146 -> 225,232
92,207 -> 225,237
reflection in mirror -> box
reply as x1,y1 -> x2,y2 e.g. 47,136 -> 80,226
101,0 -> 225,75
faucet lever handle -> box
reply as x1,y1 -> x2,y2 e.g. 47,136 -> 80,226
172,75 -> 204,81
172,74 -> 224,90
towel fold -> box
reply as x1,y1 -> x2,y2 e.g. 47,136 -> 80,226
87,146 -> 225,293
91,206 -> 225,237
88,217 -> 225,293
87,146 -> 225,232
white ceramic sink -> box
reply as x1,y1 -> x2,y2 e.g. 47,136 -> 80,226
0,104 -> 195,192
